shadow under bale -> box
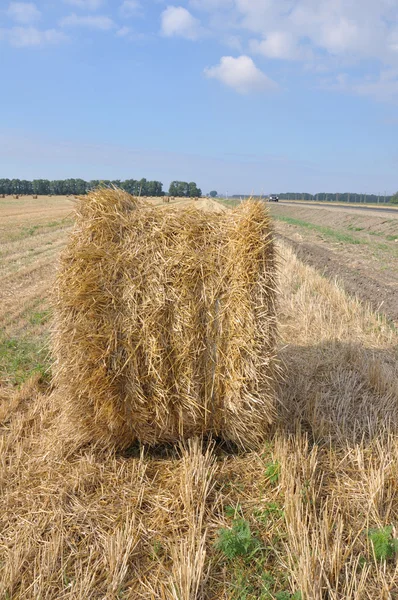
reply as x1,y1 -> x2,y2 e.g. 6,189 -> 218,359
276,339 -> 398,445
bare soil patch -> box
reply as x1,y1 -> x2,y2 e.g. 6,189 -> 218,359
271,203 -> 398,325
278,233 -> 398,324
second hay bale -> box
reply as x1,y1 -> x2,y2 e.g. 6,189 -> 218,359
53,189 -> 277,448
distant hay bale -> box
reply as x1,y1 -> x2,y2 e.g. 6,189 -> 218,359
53,188 -> 277,449
0,194 -> 4,198
14,195 -> 19,199
33,194 -> 38,199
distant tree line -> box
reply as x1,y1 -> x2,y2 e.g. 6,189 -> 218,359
0,178 -> 165,196
168,181 -> 202,197
231,192 -> 394,203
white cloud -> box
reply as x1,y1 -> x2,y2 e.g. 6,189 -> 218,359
388,30 -> 398,54
64,0 -> 104,10
223,34 -> 242,51
235,0 -> 285,33
323,69 -> 398,102
0,26 -> 67,47
119,0 -> 141,18
204,55 -> 277,93
116,25 -> 131,37
7,2 -> 40,24
187,0 -> 398,100
250,31 -> 306,60
318,19 -> 361,54
161,6 -> 203,40
215,0 -> 398,63
60,13 -> 115,30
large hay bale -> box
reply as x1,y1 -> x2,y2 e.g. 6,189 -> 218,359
53,188 -> 277,448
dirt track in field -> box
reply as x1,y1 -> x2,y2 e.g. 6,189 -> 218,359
277,233 -> 398,324
271,203 -> 398,325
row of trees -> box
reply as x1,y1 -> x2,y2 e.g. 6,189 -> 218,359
0,178 -> 166,196
168,181 -> 202,197
390,192 -> 398,204
0,178 -> 206,197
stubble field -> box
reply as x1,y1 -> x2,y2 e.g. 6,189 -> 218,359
1,195 -> 398,599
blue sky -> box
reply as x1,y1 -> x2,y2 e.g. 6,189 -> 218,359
1,0 -> 398,194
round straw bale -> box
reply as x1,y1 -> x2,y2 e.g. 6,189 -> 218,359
53,188 -> 277,449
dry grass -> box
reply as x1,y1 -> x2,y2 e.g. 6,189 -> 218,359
1,194 -> 398,598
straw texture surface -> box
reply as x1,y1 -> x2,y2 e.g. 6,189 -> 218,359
53,189 -> 277,448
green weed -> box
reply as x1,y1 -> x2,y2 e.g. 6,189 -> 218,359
265,461 -> 281,485
273,215 -> 363,245
367,526 -> 398,562
216,198 -> 241,208
0,335 -> 50,386
225,504 -> 243,518
216,518 -> 260,559
254,502 -> 284,524
29,309 -> 51,326
16,218 -> 73,241
229,565 -> 301,600
347,225 -> 364,232
150,540 -> 165,560
22,225 -> 40,236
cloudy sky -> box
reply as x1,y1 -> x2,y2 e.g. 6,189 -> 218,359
1,0 -> 398,194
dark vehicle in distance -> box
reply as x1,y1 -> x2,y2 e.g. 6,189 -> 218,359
268,195 -> 279,202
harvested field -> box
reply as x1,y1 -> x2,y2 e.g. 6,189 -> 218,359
1,194 -> 398,599
269,202 -> 398,325
0,195 -> 74,386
